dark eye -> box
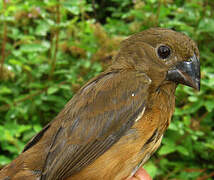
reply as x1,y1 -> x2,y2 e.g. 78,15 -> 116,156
157,45 -> 171,59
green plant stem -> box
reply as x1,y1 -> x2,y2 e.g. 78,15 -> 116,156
49,1 -> 60,80
0,0 -> 8,79
197,171 -> 214,180
0,80 -> 68,111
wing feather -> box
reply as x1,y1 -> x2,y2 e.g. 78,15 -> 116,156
41,70 -> 151,180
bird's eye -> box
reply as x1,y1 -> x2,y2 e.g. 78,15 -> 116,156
157,45 -> 171,59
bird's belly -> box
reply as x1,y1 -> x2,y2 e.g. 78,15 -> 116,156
66,131 -> 162,180
66,131 -> 146,180
128,134 -> 163,179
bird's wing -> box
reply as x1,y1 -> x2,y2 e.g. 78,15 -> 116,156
41,70 -> 151,180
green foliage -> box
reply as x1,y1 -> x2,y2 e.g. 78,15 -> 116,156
0,0 -> 214,179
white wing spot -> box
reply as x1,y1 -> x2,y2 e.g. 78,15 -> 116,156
132,93 -> 135,97
135,107 -> 146,122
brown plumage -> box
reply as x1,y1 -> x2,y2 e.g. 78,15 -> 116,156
0,28 -> 200,180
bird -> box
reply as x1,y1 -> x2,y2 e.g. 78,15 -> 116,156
0,28 -> 200,180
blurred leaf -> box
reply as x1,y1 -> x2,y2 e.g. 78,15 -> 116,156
20,41 -> 50,53
198,18 -> 214,33
176,146 -> 189,156
36,22 -> 50,36
143,161 -> 158,178
47,86 -> 59,95
204,100 -> 214,112
158,144 -> 177,155
0,156 -> 11,166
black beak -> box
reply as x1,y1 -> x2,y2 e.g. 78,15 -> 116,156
166,54 -> 200,91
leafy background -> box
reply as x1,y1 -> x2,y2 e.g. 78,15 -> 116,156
0,0 -> 214,179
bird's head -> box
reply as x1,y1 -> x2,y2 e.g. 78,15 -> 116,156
113,28 -> 200,90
